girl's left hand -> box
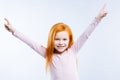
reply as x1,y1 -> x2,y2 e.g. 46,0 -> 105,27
96,4 -> 107,20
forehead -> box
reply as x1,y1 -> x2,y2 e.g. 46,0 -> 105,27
55,31 -> 69,38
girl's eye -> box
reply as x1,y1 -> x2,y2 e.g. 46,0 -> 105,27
63,38 -> 67,40
55,38 -> 60,40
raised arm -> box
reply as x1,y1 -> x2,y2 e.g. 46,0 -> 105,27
70,4 -> 107,53
4,18 -> 46,58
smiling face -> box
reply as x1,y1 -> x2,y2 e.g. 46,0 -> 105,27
46,23 -> 74,68
54,31 -> 69,53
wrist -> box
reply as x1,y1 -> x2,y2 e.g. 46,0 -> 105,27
11,28 -> 15,34
95,16 -> 102,21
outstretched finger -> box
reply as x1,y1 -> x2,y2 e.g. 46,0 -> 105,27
4,18 -> 10,25
101,3 -> 107,11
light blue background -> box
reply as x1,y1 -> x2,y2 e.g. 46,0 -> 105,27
0,0 -> 120,80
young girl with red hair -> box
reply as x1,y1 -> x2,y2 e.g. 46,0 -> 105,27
4,4 -> 107,80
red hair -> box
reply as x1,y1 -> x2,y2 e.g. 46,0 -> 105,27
46,23 -> 74,70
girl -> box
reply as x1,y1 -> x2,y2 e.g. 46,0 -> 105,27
4,4 -> 107,80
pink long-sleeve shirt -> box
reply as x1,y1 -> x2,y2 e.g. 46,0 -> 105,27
13,18 -> 100,80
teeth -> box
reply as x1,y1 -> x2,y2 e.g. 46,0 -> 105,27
58,46 -> 64,47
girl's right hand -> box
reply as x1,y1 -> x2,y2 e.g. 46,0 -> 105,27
4,18 -> 15,33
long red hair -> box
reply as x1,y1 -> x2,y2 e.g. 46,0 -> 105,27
46,23 -> 74,70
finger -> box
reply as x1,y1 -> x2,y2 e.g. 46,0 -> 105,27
4,23 -> 11,32
102,3 -> 106,10
4,18 -> 10,24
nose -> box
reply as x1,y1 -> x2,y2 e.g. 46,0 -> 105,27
59,40 -> 63,45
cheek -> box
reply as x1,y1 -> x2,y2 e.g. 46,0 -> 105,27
66,41 -> 70,45
54,41 -> 57,45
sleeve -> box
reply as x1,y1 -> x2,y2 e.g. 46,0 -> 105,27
70,18 -> 101,54
12,30 -> 46,58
